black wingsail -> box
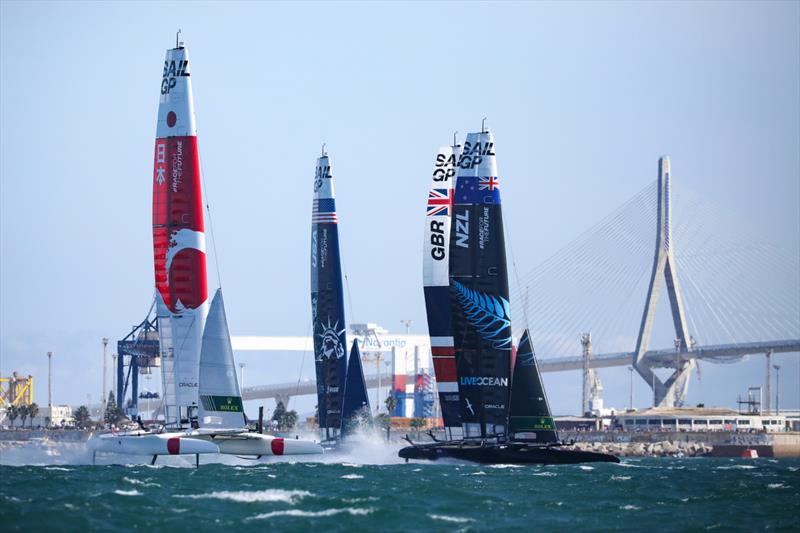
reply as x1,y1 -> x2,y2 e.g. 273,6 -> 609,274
448,130 -> 512,440
310,153 -> 348,439
341,340 -> 371,436
508,329 -> 559,444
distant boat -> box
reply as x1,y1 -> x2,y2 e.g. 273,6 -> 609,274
399,127 -> 618,464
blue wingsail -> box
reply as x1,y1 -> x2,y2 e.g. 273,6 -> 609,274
310,153 -> 348,437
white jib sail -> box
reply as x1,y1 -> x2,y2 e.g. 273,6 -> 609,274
198,289 -> 247,430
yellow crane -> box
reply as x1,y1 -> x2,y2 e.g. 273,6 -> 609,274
0,372 -> 34,407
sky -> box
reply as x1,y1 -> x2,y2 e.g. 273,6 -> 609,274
1,1 -> 798,416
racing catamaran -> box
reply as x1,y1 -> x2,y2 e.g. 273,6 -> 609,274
90,36 -> 217,464
92,35 -> 322,463
399,126 -> 618,464
310,150 -> 370,444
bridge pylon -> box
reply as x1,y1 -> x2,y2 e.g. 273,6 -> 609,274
633,156 -> 695,407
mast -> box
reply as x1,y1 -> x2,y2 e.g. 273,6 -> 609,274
423,142 -> 462,430
508,330 -> 558,443
310,150 -> 348,439
448,128 -> 512,440
152,38 -> 209,428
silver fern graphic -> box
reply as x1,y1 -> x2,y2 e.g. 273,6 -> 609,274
452,280 -> 512,349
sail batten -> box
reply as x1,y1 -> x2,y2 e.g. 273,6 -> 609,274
310,154 -> 348,436
152,43 -> 209,427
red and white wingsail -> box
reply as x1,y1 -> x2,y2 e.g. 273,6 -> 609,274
152,39 -> 209,427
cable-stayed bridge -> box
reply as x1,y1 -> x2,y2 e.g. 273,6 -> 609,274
508,156 -> 799,409
235,156 -> 799,409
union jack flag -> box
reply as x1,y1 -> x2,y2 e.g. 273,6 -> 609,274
427,188 -> 453,216
479,176 -> 499,191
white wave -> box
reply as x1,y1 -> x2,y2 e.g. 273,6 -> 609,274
488,464 -> 521,469
340,474 -> 364,479
341,463 -> 362,468
468,471 -> 486,476
715,465 -> 756,470
114,489 -> 142,496
44,466 -> 71,471
123,477 -> 160,487
175,489 -> 312,504
620,504 -> 640,511
579,466 -> 594,471
532,471 -> 557,477
611,475 -> 631,481
429,514 -> 475,524
342,497 -> 379,503
767,483 -> 787,489
247,508 -> 374,520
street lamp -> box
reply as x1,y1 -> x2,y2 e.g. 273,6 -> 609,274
773,364 -> 781,415
102,338 -> 109,411
111,353 -> 117,403
239,362 -> 246,390
47,351 -> 53,425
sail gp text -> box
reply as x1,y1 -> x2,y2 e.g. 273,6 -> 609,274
457,141 -> 495,169
161,59 -> 189,94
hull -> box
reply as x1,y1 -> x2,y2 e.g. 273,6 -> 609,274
89,431 -> 218,456
398,441 -> 619,465
196,432 -> 324,456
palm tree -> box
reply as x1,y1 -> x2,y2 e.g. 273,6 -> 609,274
283,409 -> 298,431
18,405 -> 29,428
74,405 -> 91,429
410,417 -> 426,439
384,393 -> 398,416
7,405 -> 19,428
27,403 -> 39,428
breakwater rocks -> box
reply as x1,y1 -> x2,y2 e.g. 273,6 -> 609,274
571,440 -> 711,457
562,430 -> 800,458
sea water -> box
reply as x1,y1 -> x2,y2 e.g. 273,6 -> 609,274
1,437 -> 798,531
